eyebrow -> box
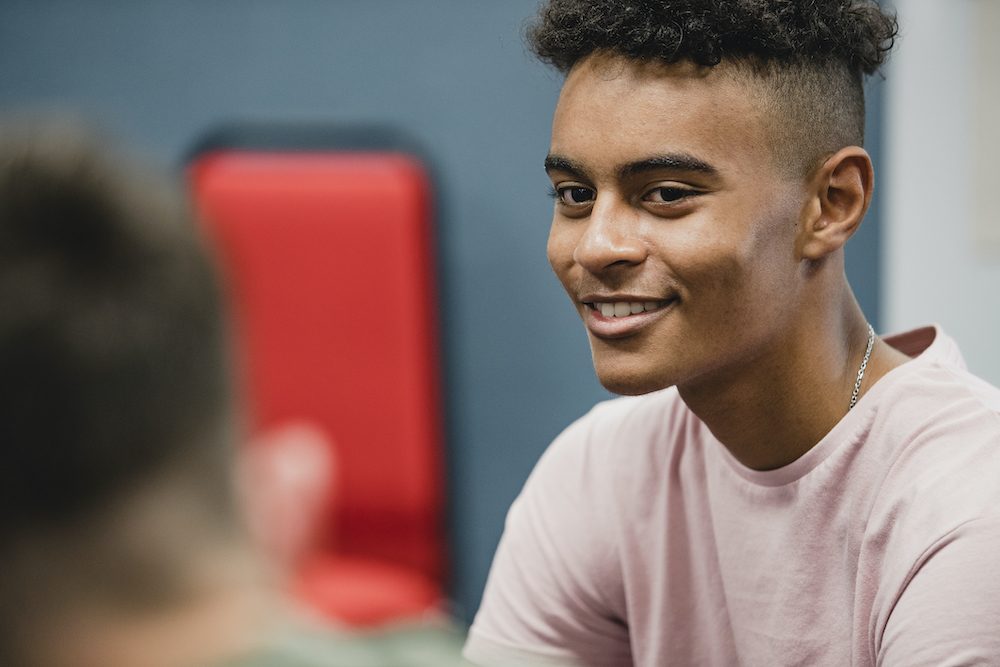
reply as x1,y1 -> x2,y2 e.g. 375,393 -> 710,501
543,155 -> 587,178
618,154 -> 718,179
544,153 -> 719,180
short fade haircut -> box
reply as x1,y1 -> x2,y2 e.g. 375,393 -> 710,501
0,123 -> 236,657
527,0 -> 899,175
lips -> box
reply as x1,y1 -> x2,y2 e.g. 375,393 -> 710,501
582,296 -> 679,338
587,300 -> 670,318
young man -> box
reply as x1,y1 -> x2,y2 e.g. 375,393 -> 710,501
0,125 -> 468,667
465,2 -> 1000,665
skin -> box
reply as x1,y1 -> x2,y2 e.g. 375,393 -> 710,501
546,53 -> 910,470
33,556 -> 275,667
18,478 -> 276,667
19,426 -> 333,667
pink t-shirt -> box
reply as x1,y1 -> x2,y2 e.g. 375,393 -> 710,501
465,326 -> 1000,666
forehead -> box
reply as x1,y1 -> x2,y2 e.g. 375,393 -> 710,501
550,55 -> 771,178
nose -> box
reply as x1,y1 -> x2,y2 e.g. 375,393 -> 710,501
572,195 -> 647,273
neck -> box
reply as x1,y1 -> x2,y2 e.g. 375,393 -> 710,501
20,476 -> 282,667
678,284 -> 908,471
35,546 -> 279,667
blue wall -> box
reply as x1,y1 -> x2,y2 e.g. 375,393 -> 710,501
0,0 -> 883,622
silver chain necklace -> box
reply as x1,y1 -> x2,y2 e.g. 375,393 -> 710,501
848,323 -> 876,411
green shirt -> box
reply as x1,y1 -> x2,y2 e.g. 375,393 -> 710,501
216,621 -> 471,667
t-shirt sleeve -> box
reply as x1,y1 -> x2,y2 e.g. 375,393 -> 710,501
463,407 -> 632,667
878,517 -> 1000,666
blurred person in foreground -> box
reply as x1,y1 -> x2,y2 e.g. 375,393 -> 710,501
465,1 -> 1000,665
0,124 -> 467,667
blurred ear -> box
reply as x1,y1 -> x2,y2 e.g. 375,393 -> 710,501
797,146 -> 874,261
237,422 -> 336,574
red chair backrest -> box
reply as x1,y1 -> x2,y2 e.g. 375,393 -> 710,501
189,151 -> 444,584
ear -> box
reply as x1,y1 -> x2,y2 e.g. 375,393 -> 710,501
797,146 -> 874,261
237,422 -> 337,574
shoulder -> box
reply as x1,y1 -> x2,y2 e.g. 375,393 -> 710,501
517,389 -> 686,534
464,396 -> 677,666
873,359 -> 1000,486
878,325 -> 1000,424
867,327 -> 1000,486
221,623 -> 469,667
860,341 -> 1000,654
534,387 -> 691,478
867,353 -> 1000,535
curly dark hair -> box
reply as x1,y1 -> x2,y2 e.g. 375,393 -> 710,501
528,0 -> 897,75
528,0 -> 899,173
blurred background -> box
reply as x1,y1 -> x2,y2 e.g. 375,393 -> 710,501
0,0 -> 995,627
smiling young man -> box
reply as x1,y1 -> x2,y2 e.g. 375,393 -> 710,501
464,2 -> 1000,666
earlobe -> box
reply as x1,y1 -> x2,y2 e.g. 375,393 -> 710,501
238,422 -> 337,572
797,147 -> 874,261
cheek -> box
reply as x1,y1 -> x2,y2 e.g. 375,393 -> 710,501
546,220 -> 577,281
655,221 -> 742,283
667,221 -> 791,322
722,244 -> 797,332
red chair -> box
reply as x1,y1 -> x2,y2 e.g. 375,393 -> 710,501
189,144 -> 445,626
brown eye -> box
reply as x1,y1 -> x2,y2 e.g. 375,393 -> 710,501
558,186 -> 595,205
644,187 -> 691,203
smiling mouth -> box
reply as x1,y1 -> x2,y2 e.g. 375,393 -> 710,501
585,298 -> 677,318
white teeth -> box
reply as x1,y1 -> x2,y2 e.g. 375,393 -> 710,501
595,300 -> 670,317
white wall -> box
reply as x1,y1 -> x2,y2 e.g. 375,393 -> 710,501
885,0 -> 1000,383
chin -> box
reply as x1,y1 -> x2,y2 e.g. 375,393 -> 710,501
595,366 -> 677,396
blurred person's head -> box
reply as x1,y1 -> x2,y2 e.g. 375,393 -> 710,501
0,123 -> 307,667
